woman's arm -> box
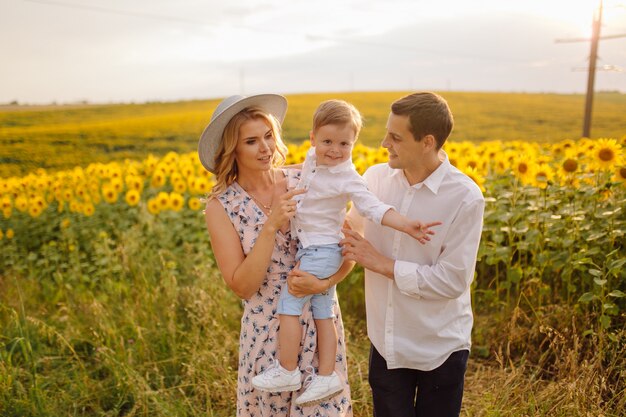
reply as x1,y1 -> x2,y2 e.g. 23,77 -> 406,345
205,189 -> 304,300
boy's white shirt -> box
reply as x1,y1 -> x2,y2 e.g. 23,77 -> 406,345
291,147 -> 393,248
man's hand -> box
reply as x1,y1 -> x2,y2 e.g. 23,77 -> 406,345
340,229 -> 395,279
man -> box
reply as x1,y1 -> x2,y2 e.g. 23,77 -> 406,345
289,92 -> 484,416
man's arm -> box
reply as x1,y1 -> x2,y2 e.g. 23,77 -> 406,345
341,198 -> 485,301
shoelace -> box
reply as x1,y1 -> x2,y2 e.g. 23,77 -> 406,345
302,365 -> 317,388
264,357 -> 284,378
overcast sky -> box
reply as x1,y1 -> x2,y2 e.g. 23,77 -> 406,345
1,0 -> 625,103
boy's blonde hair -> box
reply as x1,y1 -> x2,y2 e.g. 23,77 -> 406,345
312,99 -> 363,137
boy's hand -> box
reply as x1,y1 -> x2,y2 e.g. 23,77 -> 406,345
404,220 -> 442,244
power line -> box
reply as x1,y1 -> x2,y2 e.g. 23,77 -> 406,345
21,0 -> 213,26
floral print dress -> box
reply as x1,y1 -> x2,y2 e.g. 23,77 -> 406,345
216,168 -> 353,417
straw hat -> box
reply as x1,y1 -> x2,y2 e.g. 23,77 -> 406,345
197,94 -> 288,173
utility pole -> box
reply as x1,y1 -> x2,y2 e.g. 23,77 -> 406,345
583,0 -> 603,138
555,0 -> 626,139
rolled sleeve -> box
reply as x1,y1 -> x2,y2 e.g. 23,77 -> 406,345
394,260 -> 422,298
394,198 -> 485,301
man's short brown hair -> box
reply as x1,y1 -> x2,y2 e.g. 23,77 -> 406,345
391,92 -> 453,149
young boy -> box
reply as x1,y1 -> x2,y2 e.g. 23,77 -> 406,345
251,99 -> 440,406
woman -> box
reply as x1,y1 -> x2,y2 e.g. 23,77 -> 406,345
199,94 -> 353,416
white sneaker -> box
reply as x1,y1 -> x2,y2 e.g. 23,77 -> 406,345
252,360 -> 302,392
295,369 -> 343,407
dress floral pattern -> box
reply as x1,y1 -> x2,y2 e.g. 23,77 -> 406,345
216,168 -> 353,417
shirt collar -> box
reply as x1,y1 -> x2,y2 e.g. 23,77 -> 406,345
389,150 -> 451,194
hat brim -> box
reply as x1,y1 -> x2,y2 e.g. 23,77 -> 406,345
198,94 -> 288,173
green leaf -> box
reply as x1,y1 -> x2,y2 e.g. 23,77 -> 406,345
507,267 -> 523,284
586,232 -> 606,241
608,290 -> 625,298
593,278 -> 607,287
578,292 -> 597,303
608,258 -> 626,271
588,268 -> 602,277
600,315 -> 611,329
603,303 -> 619,315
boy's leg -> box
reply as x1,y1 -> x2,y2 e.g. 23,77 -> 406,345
278,314 -> 302,371
295,292 -> 343,406
252,286 -> 306,393
314,317 -> 337,375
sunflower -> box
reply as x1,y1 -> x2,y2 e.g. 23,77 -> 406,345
169,192 -> 184,212
613,166 -> 626,185
147,198 -> 160,215
511,156 -> 535,184
125,189 -> 141,207
561,157 -> 578,174
69,201 -> 81,213
173,180 -> 187,194
531,163 -> 555,189
102,184 -> 118,204
83,203 -> 95,217
151,170 -> 167,188
188,197 -> 202,211
156,192 -> 170,210
1,196 -> 11,210
354,159 -> 367,175
2,207 -> 11,219
193,177 -> 211,195
28,204 -> 43,218
180,164 -> 194,178
592,138 -> 622,170
62,189 -> 73,201
556,149 -> 581,186
462,166 -> 486,192
61,218 -> 71,229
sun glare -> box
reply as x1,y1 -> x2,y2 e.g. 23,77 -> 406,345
551,0 -> 599,37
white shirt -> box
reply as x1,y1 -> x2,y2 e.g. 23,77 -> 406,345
292,148 -> 393,248
347,153 -> 485,371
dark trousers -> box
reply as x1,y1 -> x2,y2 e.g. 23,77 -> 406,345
368,344 -> 469,417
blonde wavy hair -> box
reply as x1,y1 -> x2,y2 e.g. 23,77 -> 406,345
209,106 -> 288,199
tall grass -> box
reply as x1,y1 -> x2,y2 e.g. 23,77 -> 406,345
1,176 -> 624,416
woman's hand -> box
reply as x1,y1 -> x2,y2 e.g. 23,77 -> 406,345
287,265 -> 329,297
266,188 -> 306,231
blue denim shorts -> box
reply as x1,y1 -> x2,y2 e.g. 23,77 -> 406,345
277,243 -> 342,319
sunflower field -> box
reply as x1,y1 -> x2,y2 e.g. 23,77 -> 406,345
1,131 -> 625,415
